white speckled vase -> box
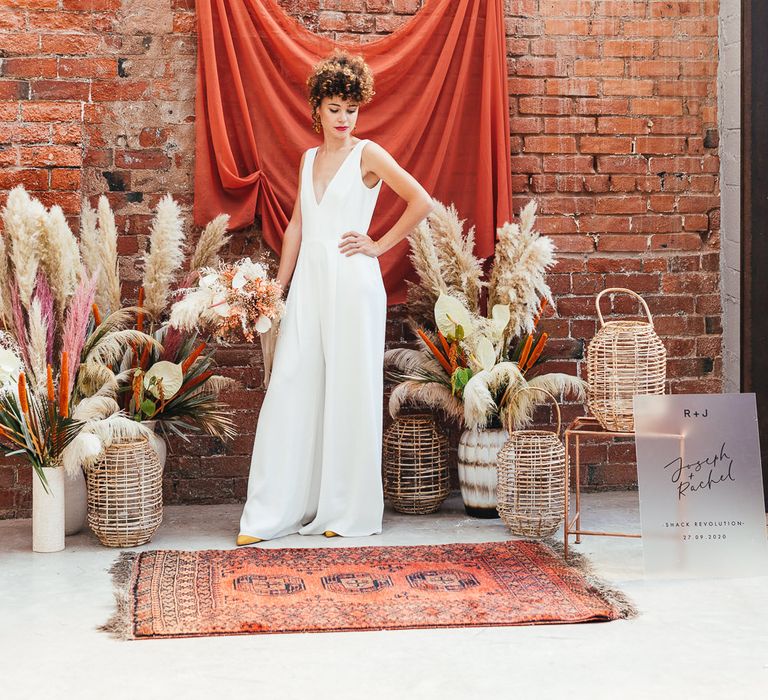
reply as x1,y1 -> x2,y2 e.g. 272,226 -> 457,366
142,420 -> 167,468
457,426 -> 509,518
32,466 -> 65,552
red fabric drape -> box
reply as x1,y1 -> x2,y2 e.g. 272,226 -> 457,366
194,0 -> 512,305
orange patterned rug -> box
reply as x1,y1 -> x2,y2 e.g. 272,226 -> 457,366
103,541 -> 634,639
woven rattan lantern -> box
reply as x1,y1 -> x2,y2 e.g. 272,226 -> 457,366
383,414 -> 449,514
86,436 -> 163,547
587,288 -> 666,432
496,388 -> 566,538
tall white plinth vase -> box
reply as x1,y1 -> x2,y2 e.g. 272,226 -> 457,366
33,466 -> 65,553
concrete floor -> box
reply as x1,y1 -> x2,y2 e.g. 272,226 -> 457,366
1,491 -> 766,700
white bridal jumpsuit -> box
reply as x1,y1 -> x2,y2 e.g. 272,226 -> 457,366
239,139 -> 386,539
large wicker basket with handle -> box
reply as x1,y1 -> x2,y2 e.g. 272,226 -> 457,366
586,288 -> 666,432
382,414 -> 449,514
496,387 -> 566,538
86,436 -> 163,547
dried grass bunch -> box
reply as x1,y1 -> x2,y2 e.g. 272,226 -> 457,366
387,199 -> 585,431
86,194 -> 239,441
0,186 -> 159,486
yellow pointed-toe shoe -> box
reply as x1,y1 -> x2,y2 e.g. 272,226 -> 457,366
323,530 -> 340,538
236,534 -> 264,546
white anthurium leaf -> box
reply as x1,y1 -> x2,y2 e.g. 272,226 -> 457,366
143,361 -> 184,399
0,348 -> 22,386
491,304 -> 511,335
254,315 -> 272,333
434,293 -> 474,338
231,270 -> 247,290
476,335 -> 497,372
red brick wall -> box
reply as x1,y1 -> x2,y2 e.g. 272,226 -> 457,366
0,0 -> 720,517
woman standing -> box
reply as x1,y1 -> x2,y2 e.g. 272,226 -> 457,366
237,51 -> 433,545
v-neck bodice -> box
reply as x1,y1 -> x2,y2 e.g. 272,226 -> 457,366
301,139 -> 382,243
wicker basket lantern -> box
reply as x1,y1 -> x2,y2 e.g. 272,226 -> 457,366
86,436 -> 163,547
587,288 -> 666,432
496,388 -> 566,538
382,414 -> 450,514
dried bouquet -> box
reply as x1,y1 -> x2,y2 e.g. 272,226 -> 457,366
386,199 -> 586,431
168,257 -> 285,343
81,193 -> 240,441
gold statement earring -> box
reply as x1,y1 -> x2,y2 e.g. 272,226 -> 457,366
312,110 -> 321,133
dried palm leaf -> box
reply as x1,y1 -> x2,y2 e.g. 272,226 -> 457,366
189,374 -> 241,397
502,373 -> 587,431
388,379 -> 464,423
82,328 -> 161,367
75,361 -> 119,399
463,361 -> 525,430
71,395 -> 121,422
383,347 -> 446,377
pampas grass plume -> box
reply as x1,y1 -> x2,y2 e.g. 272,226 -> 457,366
142,194 -> 186,319
96,195 -> 122,314
190,213 -> 230,273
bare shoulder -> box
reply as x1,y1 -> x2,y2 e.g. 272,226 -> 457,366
362,139 -> 393,161
361,140 -> 400,175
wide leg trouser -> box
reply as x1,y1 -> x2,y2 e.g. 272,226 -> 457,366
238,243 -> 385,539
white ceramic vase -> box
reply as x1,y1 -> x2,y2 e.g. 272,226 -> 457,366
142,420 -> 167,468
457,426 -> 509,518
32,466 -> 65,552
64,467 -> 87,536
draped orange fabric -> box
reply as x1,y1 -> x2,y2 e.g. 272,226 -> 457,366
194,0 -> 511,305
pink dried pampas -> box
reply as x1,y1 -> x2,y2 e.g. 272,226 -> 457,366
61,269 -> 99,398
32,271 -> 55,365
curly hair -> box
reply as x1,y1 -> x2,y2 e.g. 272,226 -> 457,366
307,51 -> 375,132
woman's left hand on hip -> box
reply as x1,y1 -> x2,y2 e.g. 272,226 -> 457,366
339,231 -> 380,257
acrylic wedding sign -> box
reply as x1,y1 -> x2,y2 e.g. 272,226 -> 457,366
633,393 -> 768,579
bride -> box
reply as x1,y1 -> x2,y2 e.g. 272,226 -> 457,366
237,51 -> 434,545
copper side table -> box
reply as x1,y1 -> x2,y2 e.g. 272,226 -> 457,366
563,416 -> 641,559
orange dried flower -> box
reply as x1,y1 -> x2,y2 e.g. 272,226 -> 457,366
17,373 -> 29,414
59,352 -> 69,417
181,342 -> 207,374
523,333 -> 548,372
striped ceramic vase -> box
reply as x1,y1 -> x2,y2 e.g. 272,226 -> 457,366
457,426 -> 509,518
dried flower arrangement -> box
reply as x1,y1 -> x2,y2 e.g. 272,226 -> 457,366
0,186 -> 158,487
82,194 -> 240,442
386,199 -> 586,431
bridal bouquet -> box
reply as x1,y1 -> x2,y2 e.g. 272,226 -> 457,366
168,257 -> 285,344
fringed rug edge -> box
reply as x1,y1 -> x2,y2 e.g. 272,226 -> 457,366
543,538 -> 638,620
99,551 -> 140,641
